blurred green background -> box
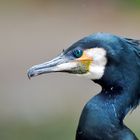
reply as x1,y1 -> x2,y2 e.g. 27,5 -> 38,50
0,0 -> 140,139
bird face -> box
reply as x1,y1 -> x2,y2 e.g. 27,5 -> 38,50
28,46 -> 107,80
28,33 -> 132,82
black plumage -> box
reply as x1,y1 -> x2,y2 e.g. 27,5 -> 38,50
28,33 -> 140,140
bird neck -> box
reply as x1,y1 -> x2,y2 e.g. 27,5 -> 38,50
97,86 -> 135,123
94,75 -> 140,122
76,80 -> 139,140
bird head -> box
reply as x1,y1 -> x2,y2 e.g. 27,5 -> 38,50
28,33 -> 140,88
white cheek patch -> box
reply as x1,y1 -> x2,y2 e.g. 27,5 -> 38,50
83,48 -> 107,80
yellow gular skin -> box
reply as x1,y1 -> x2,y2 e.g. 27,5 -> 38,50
76,51 -> 93,71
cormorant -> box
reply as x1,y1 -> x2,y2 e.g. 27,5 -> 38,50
28,33 -> 140,140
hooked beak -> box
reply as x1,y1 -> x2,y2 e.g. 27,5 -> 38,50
27,54 -> 78,79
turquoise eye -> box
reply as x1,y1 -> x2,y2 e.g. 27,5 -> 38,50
73,49 -> 83,58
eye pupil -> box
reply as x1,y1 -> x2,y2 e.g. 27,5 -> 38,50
73,49 -> 83,58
